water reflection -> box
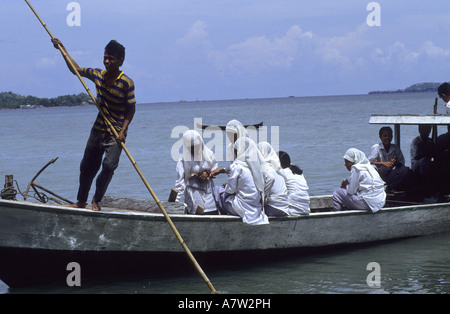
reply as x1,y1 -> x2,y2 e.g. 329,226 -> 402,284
7,232 -> 449,294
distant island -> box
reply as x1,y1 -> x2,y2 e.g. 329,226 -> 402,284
369,82 -> 445,94
0,91 -> 93,110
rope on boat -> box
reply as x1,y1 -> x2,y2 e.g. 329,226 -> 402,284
1,180 -> 19,200
0,179 -> 62,204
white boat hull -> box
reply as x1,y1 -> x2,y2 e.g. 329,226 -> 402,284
1,197 -> 449,287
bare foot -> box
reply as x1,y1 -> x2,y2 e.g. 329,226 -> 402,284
70,201 -> 87,208
91,198 -> 101,211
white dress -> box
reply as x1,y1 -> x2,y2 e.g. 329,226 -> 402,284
264,170 -> 290,215
225,162 -> 269,225
257,141 -> 290,215
280,168 -> 310,215
174,130 -> 218,214
346,167 -> 386,213
175,158 -> 218,214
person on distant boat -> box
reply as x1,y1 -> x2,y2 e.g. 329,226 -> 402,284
257,142 -> 289,217
333,148 -> 386,213
225,119 -> 249,161
410,124 -> 436,198
174,130 -> 224,215
278,151 -> 310,215
51,38 -> 136,211
436,82 -> 450,160
438,83 -> 450,117
411,124 -> 435,175
213,137 -> 269,225
368,126 -> 413,192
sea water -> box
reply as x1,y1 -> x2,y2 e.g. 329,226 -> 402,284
1,92 -> 449,294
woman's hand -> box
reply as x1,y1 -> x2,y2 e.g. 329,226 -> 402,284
209,168 -> 226,178
341,179 -> 349,189
198,171 -> 209,181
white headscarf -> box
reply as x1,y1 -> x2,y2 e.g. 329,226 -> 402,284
343,148 -> 379,179
234,137 -> 266,197
257,141 -> 287,179
226,120 -> 249,161
182,130 -> 215,180
226,119 -> 249,142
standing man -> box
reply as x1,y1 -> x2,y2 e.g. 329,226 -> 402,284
52,38 -> 136,211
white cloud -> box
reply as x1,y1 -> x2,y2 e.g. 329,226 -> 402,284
167,18 -> 450,99
421,41 -> 450,59
371,40 -> 450,67
35,57 -> 58,69
208,25 -> 314,75
177,20 -> 209,45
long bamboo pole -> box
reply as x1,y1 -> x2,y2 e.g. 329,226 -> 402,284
24,0 -> 217,294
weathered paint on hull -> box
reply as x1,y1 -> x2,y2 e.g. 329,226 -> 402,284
1,198 -> 450,287
1,199 -> 450,252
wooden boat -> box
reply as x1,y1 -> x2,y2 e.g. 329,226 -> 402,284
1,114 -> 450,288
197,121 -> 263,130
1,193 -> 450,287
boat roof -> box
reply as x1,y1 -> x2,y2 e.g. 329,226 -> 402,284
369,114 -> 450,125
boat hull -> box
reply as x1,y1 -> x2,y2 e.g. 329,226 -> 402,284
1,198 -> 450,287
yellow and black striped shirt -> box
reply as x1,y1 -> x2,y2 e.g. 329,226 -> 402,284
82,68 -> 136,134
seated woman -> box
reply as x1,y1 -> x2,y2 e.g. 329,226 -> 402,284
368,126 -> 413,192
225,119 -> 249,161
333,148 -> 386,213
174,130 -> 222,214
257,142 -> 290,217
278,151 -> 310,215
213,137 -> 269,225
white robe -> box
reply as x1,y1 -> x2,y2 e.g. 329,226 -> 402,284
346,167 -> 386,213
225,162 -> 269,225
174,130 -> 218,214
257,141 -> 290,214
175,158 -> 218,213
344,148 -> 386,213
280,168 -> 310,215
225,119 -> 249,161
264,169 -> 290,214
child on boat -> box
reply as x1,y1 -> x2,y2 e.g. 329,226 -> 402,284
333,148 -> 386,213
174,130 -> 223,215
257,142 -> 290,217
278,151 -> 311,215
213,137 -> 269,225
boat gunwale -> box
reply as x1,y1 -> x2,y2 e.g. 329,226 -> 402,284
1,198 -> 449,223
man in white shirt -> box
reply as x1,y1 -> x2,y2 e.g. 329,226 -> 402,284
368,126 -> 412,191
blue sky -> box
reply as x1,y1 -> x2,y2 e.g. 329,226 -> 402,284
1,0 -> 450,103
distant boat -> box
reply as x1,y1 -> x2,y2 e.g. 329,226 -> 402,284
197,121 -> 263,130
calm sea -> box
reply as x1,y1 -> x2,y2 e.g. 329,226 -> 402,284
1,92 -> 449,294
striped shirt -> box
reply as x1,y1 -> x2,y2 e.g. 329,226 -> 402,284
82,68 -> 136,134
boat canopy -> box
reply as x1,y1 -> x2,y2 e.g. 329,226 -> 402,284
369,114 -> 450,125
369,114 -> 450,146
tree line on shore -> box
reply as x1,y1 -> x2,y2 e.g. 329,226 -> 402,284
368,82 -> 442,94
0,91 -> 92,109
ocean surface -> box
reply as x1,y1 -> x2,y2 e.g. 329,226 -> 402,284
1,91 -> 449,294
